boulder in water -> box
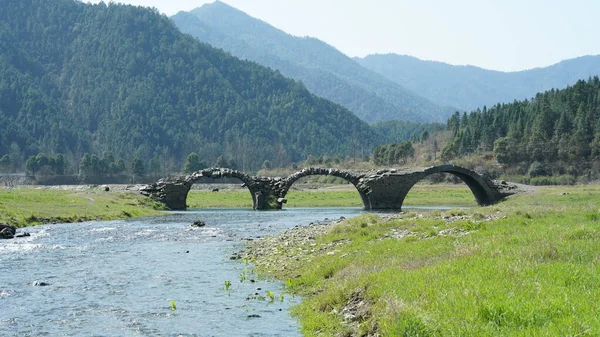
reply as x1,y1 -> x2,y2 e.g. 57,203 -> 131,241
0,224 -> 16,239
191,220 -> 206,227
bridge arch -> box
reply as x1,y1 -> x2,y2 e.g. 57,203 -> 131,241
141,165 -> 512,211
185,168 -> 261,209
280,168 -> 371,208
396,165 -> 501,209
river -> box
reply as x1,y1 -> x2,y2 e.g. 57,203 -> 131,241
0,208 -> 366,336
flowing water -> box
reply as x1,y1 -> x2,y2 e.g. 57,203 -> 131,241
0,208 -> 366,336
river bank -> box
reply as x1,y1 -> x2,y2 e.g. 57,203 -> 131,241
242,185 -> 600,336
0,185 -> 166,228
2,183 -> 483,229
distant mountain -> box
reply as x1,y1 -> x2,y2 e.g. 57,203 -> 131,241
171,1 -> 454,123
356,53 -> 600,111
0,0 -> 381,172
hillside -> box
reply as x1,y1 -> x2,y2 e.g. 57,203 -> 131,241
441,77 -> 600,179
0,0 -> 382,173
171,1 -> 454,123
357,53 -> 600,111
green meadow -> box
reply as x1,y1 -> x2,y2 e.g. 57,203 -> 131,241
186,182 -> 478,208
247,185 -> 600,336
0,187 -> 165,228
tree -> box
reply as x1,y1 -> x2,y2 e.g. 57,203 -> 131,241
113,158 -> 126,174
79,153 -> 100,181
227,158 -> 238,170
214,155 -> 228,168
101,151 -> 115,175
0,154 -> 10,173
148,156 -> 161,178
131,157 -> 145,177
305,155 -> 317,166
261,160 -> 272,170
52,154 -> 65,175
420,130 -> 429,142
183,152 -> 205,173
25,156 -> 39,177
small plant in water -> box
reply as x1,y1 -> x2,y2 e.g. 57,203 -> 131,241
265,290 -> 275,302
224,280 -> 232,291
170,299 -> 177,311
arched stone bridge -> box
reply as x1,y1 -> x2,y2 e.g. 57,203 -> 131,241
140,165 -> 517,211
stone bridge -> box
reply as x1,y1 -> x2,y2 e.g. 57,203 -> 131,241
140,165 -> 516,211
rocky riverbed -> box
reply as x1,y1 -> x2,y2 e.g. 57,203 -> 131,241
238,208 -> 513,337
239,208 -> 506,275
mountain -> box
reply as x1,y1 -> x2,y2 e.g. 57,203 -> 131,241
356,53 -> 600,111
171,1 -> 454,123
0,0 -> 381,172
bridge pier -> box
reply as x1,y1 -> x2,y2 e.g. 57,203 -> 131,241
361,174 -> 422,210
140,178 -> 192,210
141,166 -> 515,211
360,166 -> 508,210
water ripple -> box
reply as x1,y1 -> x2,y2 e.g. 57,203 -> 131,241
0,208 -> 365,336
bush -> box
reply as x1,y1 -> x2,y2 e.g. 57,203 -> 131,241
527,161 -> 550,177
527,175 -> 576,186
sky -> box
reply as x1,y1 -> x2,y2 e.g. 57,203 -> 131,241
86,0 -> 600,72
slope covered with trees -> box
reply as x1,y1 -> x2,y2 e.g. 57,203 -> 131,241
357,53 -> 600,112
0,0 -> 383,175
442,77 -> 600,179
171,1 -> 454,123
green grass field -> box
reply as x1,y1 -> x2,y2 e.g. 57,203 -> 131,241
248,185 -> 600,336
186,182 -> 478,208
0,187 -> 166,228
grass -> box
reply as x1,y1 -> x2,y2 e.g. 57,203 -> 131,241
186,182 -> 477,208
0,187 -> 166,228
186,189 -> 255,208
247,185 -> 600,336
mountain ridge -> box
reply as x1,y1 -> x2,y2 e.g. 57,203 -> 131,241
172,1 -> 455,123
356,53 -> 600,111
0,0 -> 382,172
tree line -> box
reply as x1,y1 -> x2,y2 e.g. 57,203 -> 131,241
442,76 -> 600,179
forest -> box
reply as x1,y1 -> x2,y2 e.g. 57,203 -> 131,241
4,0 -> 598,185
442,77 -> 600,181
0,0 -> 396,177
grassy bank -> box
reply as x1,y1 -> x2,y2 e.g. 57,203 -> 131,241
245,185 -> 600,336
0,187 -> 166,228
0,183 -> 475,228
186,183 -> 478,208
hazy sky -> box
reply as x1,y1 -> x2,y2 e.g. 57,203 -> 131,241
86,0 -> 600,72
